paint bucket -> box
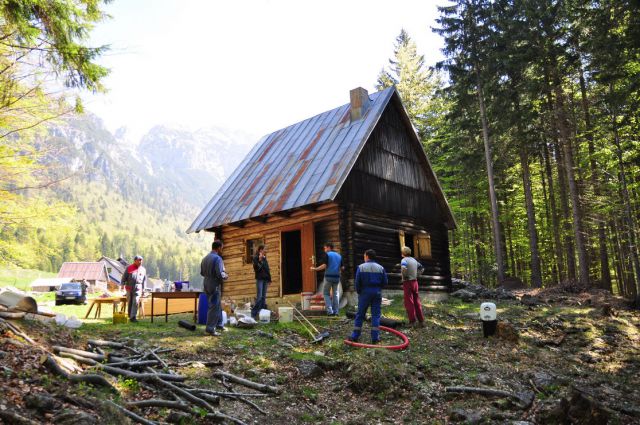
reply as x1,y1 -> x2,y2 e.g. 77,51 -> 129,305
278,307 -> 293,323
258,309 -> 271,323
301,292 -> 313,310
113,312 -> 128,324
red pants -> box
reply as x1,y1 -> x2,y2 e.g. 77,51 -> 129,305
402,280 -> 424,323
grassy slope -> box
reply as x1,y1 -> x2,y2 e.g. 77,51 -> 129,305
0,267 -> 56,290
20,294 -> 635,424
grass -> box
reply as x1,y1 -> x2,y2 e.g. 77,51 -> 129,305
0,266 -> 56,290
12,290 -> 638,424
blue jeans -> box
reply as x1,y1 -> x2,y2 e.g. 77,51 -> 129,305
251,279 -> 269,318
350,288 -> 382,342
322,279 -> 340,315
206,284 -> 223,332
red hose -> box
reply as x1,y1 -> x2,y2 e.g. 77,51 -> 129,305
343,325 -> 410,350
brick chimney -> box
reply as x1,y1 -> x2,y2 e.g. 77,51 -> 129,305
350,87 -> 370,121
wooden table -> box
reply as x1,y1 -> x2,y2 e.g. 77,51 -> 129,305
151,291 -> 201,323
84,296 -> 127,319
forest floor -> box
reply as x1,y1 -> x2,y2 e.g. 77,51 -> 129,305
1,286 -> 639,425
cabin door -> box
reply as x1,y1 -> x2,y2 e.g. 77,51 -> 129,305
300,222 -> 316,292
281,223 -> 316,295
281,230 -> 302,295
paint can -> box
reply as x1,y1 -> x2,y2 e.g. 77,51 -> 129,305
301,292 -> 313,310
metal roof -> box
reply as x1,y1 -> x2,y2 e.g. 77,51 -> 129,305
57,262 -> 109,281
188,86 -> 455,232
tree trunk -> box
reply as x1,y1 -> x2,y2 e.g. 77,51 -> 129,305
476,74 -> 505,285
610,96 -> 640,298
579,69 -> 611,291
553,78 -> 589,286
543,142 -> 563,283
518,142 -> 543,287
555,140 -> 577,281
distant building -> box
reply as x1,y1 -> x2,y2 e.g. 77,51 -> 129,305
97,256 -> 127,288
30,277 -> 70,292
57,262 -> 109,292
188,87 -> 455,300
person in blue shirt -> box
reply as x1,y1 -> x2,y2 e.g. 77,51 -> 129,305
200,240 -> 228,336
349,249 -> 388,344
311,242 -> 343,316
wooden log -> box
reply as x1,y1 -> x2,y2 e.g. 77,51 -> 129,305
152,376 -> 217,412
105,400 -> 158,425
0,409 -> 40,425
41,355 -> 115,390
53,346 -> 124,362
125,399 -> 192,412
213,370 -> 281,394
56,353 -> 185,382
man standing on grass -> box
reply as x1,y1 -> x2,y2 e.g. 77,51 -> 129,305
201,240 -> 228,336
349,249 -> 387,344
401,246 -> 425,327
311,242 -> 343,316
251,244 -> 271,320
122,255 -> 146,323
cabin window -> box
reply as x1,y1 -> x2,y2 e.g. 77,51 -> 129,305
107,267 -> 112,274
399,230 -> 430,259
245,237 -> 264,264
415,234 -> 432,259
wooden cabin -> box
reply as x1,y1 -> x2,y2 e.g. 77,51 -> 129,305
187,87 -> 456,301
57,262 -> 109,292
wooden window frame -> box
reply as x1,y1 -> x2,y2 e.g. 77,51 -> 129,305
244,236 -> 265,264
415,233 -> 432,260
399,230 -> 431,259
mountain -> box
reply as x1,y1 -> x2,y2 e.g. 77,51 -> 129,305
46,115 -> 256,213
13,113 -> 257,285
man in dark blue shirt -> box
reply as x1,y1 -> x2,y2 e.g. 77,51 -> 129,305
200,240 -> 228,336
349,249 -> 388,343
311,242 -> 342,316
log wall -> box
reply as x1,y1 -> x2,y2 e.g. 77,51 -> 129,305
345,204 -> 451,289
217,203 -> 340,300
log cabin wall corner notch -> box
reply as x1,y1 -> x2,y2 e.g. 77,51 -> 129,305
187,86 -> 456,300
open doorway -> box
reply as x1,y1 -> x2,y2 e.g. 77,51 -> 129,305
282,230 -> 302,294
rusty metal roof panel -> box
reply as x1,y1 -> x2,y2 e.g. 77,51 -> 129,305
187,87 -> 396,233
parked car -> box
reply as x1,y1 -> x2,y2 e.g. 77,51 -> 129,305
55,282 -> 87,305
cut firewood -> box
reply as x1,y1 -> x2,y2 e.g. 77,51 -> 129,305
214,370 -> 281,394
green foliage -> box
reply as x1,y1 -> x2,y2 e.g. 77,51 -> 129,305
378,0 -> 640,293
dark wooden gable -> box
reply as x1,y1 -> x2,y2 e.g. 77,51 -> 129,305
337,95 -> 446,225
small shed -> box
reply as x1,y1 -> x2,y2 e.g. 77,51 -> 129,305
30,278 -> 70,292
57,262 -> 109,292
188,87 -> 455,300
97,256 -> 127,289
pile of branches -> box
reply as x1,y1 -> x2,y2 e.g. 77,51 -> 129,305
1,318 -> 279,425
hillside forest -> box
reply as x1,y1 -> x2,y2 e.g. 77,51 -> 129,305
1,1 -> 639,300
378,0 -> 639,301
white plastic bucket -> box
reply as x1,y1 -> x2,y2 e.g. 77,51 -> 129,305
258,309 -> 271,323
301,292 -> 313,310
278,307 -> 293,323
480,302 -> 497,321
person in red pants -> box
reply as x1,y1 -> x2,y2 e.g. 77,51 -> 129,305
400,246 -> 425,327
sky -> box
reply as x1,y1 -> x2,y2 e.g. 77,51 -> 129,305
85,0 -> 445,141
